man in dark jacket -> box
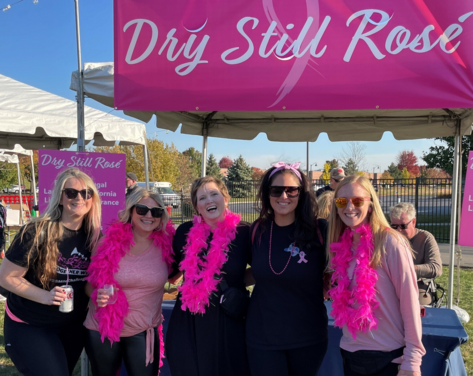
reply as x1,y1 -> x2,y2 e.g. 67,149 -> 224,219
315,168 -> 346,197
126,172 -> 139,197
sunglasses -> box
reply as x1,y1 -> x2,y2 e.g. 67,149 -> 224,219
334,196 -> 371,209
62,188 -> 94,200
269,186 -> 301,198
134,204 -> 164,218
332,178 -> 341,183
390,220 -> 413,230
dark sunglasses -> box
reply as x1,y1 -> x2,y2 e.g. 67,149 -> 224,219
335,196 -> 371,209
134,204 -> 164,218
332,178 -> 341,183
390,220 -> 413,230
269,186 -> 301,198
62,188 -> 94,200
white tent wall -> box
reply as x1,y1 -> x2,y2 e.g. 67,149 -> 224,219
0,153 -> 24,224
1,146 -> 37,206
71,62 -> 472,309
0,73 -> 151,188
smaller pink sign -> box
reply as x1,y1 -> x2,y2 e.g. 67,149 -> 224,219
38,150 -> 126,230
459,151 -> 473,246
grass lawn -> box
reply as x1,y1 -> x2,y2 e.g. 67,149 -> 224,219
0,265 -> 472,375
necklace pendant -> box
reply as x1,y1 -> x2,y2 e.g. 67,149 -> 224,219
284,243 -> 300,256
297,251 -> 308,264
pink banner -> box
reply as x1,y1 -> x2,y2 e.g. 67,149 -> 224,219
38,150 -> 126,230
114,0 -> 473,112
459,151 -> 473,246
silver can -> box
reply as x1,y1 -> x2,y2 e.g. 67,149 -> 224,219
59,285 -> 74,313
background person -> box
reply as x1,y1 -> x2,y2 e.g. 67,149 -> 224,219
317,190 -> 334,219
84,187 -> 175,376
0,168 -> 101,376
166,176 -> 251,376
126,172 -> 138,197
328,175 -> 425,376
390,202 -> 442,305
316,167 -> 346,197
246,162 -> 328,376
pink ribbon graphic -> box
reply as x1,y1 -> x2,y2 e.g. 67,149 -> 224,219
298,251 -> 308,264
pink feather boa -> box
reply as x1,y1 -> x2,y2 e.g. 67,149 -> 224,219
86,220 -> 175,369
328,224 -> 379,340
179,210 -> 240,314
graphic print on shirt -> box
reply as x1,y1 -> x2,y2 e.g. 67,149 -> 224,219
284,243 -> 308,263
53,247 -> 89,283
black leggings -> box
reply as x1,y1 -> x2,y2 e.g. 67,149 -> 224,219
247,340 -> 328,376
85,328 -> 160,376
3,313 -> 86,376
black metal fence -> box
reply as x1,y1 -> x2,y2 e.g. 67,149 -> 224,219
168,178 -> 456,243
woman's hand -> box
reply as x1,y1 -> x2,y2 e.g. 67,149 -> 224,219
397,370 -> 421,376
44,286 -> 67,306
95,288 -> 111,307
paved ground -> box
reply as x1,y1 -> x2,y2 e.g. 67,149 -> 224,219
439,243 -> 473,268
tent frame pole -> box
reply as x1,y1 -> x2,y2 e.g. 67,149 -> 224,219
16,161 -> 23,225
143,144 -> 150,189
74,2 -> 88,375
448,120 -> 461,309
306,142 -> 309,176
74,0 -> 85,153
30,154 -> 37,206
201,124 -> 208,178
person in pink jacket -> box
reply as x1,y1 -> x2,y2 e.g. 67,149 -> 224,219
327,175 -> 425,376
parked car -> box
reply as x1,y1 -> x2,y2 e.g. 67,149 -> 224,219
2,184 -> 25,194
137,182 -> 180,208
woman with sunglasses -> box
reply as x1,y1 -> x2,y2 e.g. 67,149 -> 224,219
0,168 -> 101,376
166,176 -> 251,376
328,175 -> 425,376
84,187 -> 174,376
246,162 -> 328,376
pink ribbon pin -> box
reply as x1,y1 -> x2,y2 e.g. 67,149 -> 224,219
298,251 -> 308,264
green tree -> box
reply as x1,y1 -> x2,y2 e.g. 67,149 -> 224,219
182,147 -> 202,178
422,135 -> 473,176
94,138 -> 181,187
0,162 -> 17,190
206,154 -> 222,179
387,162 -> 402,180
322,162 -> 331,183
343,158 -> 358,175
227,155 -> 253,198
401,167 -> 410,184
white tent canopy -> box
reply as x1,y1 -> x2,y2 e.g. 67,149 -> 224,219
71,63 -> 473,142
0,74 -> 147,150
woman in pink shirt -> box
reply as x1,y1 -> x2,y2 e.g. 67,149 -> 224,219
84,187 -> 175,376
327,175 -> 425,376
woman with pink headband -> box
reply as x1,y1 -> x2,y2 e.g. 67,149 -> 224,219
246,162 -> 328,376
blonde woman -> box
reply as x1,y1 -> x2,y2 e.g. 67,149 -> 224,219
0,168 -> 101,376
327,175 -> 425,376
317,190 -> 334,219
84,187 -> 175,376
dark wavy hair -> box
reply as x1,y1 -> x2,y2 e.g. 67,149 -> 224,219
255,166 -> 320,250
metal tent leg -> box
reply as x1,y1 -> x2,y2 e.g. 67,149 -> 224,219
447,120 -> 461,309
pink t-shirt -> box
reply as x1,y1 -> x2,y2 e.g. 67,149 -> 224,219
340,233 -> 426,373
84,243 -> 168,336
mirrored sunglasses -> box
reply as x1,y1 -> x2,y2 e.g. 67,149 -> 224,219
390,220 -> 413,230
134,204 -> 164,218
269,186 -> 301,198
335,196 -> 371,209
62,188 -> 94,200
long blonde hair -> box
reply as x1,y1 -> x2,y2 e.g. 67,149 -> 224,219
327,175 -> 406,267
18,168 -> 102,289
317,191 -> 334,219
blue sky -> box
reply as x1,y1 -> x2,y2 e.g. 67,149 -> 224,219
0,0 -> 440,172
